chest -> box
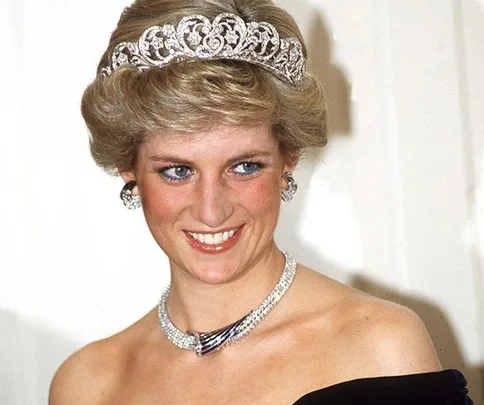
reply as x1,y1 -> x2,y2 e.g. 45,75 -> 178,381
111,381 -> 290,405
103,320 -> 362,405
106,345 -> 330,405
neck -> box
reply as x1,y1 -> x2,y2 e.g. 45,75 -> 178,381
166,244 -> 286,332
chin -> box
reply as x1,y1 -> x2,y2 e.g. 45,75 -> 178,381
188,261 -> 243,285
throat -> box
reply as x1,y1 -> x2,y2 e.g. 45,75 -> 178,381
158,252 -> 296,356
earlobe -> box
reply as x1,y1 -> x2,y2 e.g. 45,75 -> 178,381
281,157 -> 297,188
282,151 -> 299,174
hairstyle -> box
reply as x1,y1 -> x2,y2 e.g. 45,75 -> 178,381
81,0 -> 328,174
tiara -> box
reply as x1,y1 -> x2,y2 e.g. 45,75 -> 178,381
101,13 -> 306,88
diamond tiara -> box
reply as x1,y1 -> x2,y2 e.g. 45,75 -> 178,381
101,13 -> 306,88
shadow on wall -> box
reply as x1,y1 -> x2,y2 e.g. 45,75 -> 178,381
275,0 -> 353,284
277,0 -> 352,137
307,13 -> 352,137
0,310 -> 79,405
352,276 -> 484,401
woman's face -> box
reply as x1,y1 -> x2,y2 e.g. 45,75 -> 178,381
122,125 -> 294,284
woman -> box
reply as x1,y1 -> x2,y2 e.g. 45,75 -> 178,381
50,0 -> 472,403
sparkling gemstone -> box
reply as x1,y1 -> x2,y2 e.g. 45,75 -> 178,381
157,252 -> 296,354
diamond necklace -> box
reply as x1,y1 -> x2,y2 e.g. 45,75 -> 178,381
157,252 -> 297,356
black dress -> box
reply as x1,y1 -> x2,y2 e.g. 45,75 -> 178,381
293,369 -> 473,404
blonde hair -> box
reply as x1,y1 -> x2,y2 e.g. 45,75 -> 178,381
81,0 -> 327,174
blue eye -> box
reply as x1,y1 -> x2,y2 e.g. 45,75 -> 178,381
160,166 -> 192,181
232,162 -> 261,176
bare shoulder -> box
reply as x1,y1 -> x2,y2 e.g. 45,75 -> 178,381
49,336 -> 125,405
337,293 -> 441,375
49,309 -> 160,404
294,265 -> 442,378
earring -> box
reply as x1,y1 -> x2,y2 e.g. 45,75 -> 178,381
120,181 -> 142,210
281,172 -> 298,202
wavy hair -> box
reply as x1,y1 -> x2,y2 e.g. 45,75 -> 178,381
81,0 -> 327,174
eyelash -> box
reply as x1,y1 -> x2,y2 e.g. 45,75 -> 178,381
158,165 -> 193,182
232,161 -> 264,176
157,160 -> 265,183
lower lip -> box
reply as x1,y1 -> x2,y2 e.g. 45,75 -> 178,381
184,227 -> 243,254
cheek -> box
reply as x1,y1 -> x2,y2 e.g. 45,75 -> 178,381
140,184 -> 187,223
239,175 -> 281,214
138,173 -> 282,224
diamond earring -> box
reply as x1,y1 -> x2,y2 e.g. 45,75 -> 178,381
281,173 -> 298,202
120,181 -> 142,210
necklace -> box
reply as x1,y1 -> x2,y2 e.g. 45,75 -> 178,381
157,252 -> 297,356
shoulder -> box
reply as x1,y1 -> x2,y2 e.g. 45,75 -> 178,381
293,267 -> 441,377
49,336 -> 126,405
49,309 -> 160,405
331,292 -> 442,377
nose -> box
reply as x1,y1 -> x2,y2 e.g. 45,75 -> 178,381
193,175 -> 235,228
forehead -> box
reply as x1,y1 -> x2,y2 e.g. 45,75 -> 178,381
139,125 -> 279,158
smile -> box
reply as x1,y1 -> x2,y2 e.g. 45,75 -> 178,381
187,229 -> 238,245
184,226 -> 243,254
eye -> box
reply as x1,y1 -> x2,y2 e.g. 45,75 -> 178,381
159,166 -> 193,182
232,161 -> 262,176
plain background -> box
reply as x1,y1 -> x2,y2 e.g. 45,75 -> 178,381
1,0 -> 483,403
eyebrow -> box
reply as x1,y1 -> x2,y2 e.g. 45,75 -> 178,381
149,150 -> 274,166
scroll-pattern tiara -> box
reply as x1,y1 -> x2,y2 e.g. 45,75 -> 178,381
101,13 -> 306,88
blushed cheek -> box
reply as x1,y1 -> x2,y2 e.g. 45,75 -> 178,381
141,187 -> 186,226
242,176 -> 281,215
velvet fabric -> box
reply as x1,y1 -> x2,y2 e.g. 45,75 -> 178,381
293,369 -> 473,404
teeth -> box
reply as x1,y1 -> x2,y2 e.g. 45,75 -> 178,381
188,229 -> 238,245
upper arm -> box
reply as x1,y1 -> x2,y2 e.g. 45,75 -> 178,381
49,353 -> 82,405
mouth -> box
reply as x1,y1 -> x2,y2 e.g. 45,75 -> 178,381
187,228 -> 238,245
184,226 -> 243,254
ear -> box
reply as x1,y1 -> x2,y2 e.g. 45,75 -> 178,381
119,170 -> 136,183
118,170 -> 139,194
282,152 -> 298,176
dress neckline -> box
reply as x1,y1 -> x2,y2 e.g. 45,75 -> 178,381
292,369 -> 467,404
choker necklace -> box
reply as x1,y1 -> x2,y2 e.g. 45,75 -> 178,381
158,252 -> 297,356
